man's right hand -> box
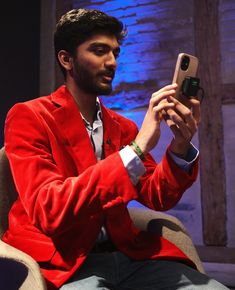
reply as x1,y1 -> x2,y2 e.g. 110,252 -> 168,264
132,83 -> 177,156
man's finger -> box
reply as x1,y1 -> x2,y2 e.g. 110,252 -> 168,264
166,108 -> 195,140
188,98 -> 201,125
167,98 -> 198,133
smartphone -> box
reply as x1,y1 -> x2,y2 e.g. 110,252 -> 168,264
172,53 -> 199,100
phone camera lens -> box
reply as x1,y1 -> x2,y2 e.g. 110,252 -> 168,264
181,56 -> 190,71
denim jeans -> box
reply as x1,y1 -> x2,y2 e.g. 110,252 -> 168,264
60,251 -> 229,290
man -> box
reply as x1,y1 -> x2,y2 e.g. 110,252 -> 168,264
3,8 -> 228,290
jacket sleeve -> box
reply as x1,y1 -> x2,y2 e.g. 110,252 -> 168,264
117,115 -> 199,212
4,103 -> 138,237
136,145 -> 199,211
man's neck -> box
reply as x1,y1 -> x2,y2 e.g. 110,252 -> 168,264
66,81 -> 98,125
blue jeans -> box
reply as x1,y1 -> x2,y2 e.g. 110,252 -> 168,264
60,251 -> 229,289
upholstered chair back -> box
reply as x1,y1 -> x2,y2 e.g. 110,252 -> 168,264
0,147 -> 18,238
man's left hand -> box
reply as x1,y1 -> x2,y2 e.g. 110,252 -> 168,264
165,95 -> 201,159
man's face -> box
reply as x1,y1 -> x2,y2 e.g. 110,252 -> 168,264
71,34 -> 120,95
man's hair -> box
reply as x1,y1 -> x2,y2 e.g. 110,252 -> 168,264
54,8 -> 127,76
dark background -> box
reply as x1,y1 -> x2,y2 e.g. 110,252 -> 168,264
0,1 -> 40,147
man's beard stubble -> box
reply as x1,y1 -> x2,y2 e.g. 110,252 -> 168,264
73,59 -> 114,96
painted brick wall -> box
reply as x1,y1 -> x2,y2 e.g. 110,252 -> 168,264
73,0 -> 195,110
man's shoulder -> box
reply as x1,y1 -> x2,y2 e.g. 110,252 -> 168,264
20,94 -> 51,107
8,86 -> 66,115
7,94 -> 52,119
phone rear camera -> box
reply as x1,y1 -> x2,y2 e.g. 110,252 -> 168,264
180,56 -> 190,71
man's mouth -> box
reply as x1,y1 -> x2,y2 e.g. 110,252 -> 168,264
99,71 -> 115,83
102,75 -> 113,82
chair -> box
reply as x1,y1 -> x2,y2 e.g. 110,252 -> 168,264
0,147 -> 204,289
0,147 -> 47,290
128,207 -> 205,274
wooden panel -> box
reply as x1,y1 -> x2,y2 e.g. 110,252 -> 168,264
222,83 -> 235,104
40,0 -> 73,93
40,0 -> 57,95
194,0 -> 227,245
196,246 -> 235,263
55,0 -> 73,22
55,0 -> 74,88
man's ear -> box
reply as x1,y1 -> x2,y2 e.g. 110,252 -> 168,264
57,50 -> 73,71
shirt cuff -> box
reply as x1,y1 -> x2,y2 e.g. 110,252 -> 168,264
168,143 -> 199,173
119,145 -> 146,186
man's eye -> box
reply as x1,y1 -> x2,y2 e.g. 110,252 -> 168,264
93,48 -> 106,55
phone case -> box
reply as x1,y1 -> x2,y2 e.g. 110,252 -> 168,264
172,53 -> 199,100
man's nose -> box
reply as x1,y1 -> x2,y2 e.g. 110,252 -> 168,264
105,52 -> 117,70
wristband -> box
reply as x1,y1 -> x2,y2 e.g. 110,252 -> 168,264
130,141 -> 145,161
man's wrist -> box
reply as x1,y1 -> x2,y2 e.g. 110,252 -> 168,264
119,146 -> 146,185
169,139 -> 191,160
168,142 -> 199,172
130,141 -> 145,161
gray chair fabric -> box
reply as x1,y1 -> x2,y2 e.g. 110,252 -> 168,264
0,147 -> 47,289
128,207 -> 205,273
0,147 -> 17,238
0,239 -> 47,290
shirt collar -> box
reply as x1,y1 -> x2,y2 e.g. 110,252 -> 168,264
81,98 -> 102,129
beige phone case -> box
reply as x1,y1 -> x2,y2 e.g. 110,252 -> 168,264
172,53 -> 199,100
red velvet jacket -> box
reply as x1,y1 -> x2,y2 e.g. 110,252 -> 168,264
3,85 -> 198,289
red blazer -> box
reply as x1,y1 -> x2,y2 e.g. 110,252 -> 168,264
4,85 -> 198,289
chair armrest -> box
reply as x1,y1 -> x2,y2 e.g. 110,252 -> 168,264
128,207 -> 205,274
0,239 -> 47,290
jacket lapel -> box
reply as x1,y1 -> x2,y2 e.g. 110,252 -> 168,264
101,103 -> 121,158
51,86 -> 97,173
50,86 -> 122,172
